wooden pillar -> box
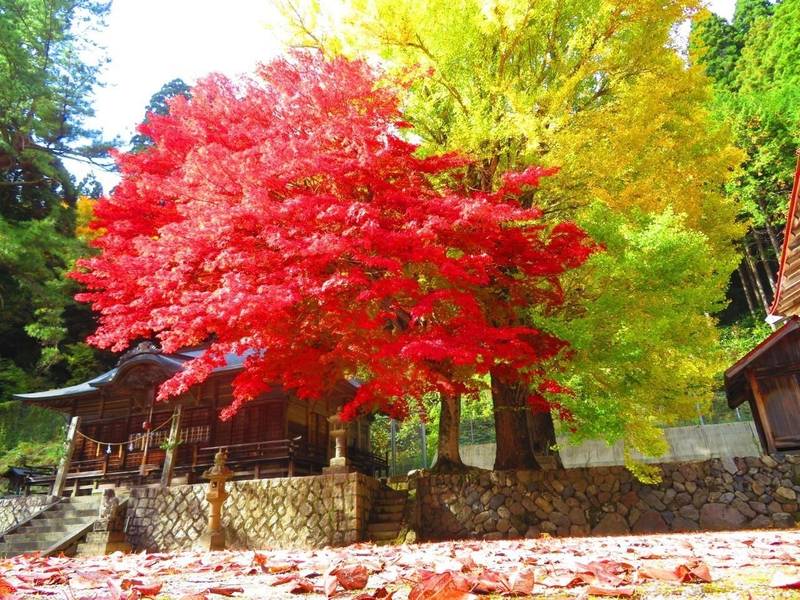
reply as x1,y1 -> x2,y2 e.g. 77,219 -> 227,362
745,369 -> 777,454
53,416 -> 81,497
160,405 -> 183,487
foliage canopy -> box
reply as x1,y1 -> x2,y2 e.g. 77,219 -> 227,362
74,53 -> 594,422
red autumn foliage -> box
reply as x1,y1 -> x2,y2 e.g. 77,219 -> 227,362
73,51 -> 594,420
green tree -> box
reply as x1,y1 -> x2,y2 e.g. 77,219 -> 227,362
280,0 -> 743,473
129,78 -> 192,151
0,0 -> 111,469
693,0 -> 798,322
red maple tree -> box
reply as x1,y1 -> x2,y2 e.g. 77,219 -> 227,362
73,52 -> 594,424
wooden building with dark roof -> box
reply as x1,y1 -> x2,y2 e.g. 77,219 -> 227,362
14,342 -> 385,496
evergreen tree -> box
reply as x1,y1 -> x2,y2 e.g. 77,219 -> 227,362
0,0 -> 111,471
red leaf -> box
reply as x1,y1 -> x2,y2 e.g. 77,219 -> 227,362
409,571 -> 477,600
272,574 -> 299,586
0,577 -> 16,598
336,564 -> 369,590
289,578 -> 315,594
675,562 -> 713,583
473,570 -> 507,594
179,595 -> 209,600
206,586 -> 244,596
506,568 -> 535,596
266,562 -> 297,574
132,581 -> 163,597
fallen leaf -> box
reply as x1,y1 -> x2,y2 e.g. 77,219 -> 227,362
179,594 -> 209,600
206,586 -> 244,596
472,569 -> 507,594
409,571 -> 476,600
323,571 -> 338,598
336,564 -> 369,590
675,562 -> 713,583
267,562 -> 297,574
0,577 -> 16,598
539,572 -> 584,588
132,581 -> 163,597
638,566 -> 683,583
506,568 -> 534,595
290,577 -> 315,594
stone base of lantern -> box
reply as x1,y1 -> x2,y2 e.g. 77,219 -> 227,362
196,528 -> 226,551
323,456 -> 354,474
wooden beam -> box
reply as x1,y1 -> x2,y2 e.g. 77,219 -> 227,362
52,416 -> 81,497
745,369 -> 777,454
160,405 -> 183,487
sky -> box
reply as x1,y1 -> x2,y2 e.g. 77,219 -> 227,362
69,0 -> 738,192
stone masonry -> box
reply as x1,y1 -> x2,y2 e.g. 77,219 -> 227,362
415,455 -> 800,540
0,495 -> 54,535
126,472 -> 379,552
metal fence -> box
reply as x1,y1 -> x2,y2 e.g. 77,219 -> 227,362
371,393 -> 754,476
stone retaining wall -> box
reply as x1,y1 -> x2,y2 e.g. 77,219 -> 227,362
126,472 -> 379,552
416,455 -> 800,540
0,495 -> 54,535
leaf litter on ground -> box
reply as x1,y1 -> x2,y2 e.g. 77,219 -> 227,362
0,529 -> 798,599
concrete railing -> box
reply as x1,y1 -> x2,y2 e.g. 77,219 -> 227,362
460,421 -> 763,470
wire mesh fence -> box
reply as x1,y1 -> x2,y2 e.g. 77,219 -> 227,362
370,393 -> 754,476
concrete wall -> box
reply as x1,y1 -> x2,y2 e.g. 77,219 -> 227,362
0,495 -> 54,535
459,422 -> 762,470
415,454 -> 800,541
126,472 -> 379,552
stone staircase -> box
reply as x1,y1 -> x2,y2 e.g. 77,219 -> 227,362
0,495 -> 100,557
366,485 -> 409,545
75,529 -> 130,556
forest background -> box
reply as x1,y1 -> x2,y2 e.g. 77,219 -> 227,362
1,0 -> 797,481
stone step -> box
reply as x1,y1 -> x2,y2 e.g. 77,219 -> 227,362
20,517 -> 94,531
374,498 -> 405,508
4,531 -> 69,544
367,529 -> 399,542
64,495 -> 101,503
85,530 -> 126,543
75,540 -> 131,557
374,494 -> 406,504
376,490 -> 407,501
367,521 -> 402,533
50,503 -> 98,514
0,541 -> 50,554
369,512 -> 403,523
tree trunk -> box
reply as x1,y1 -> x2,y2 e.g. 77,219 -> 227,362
737,264 -> 758,318
491,372 -> 540,470
758,198 -> 783,256
528,411 -> 562,467
744,242 -> 770,311
432,394 -> 466,472
753,230 -> 776,293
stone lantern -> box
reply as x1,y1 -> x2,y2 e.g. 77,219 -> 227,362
324,414 -> 352,474
200,449 -> 233,550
